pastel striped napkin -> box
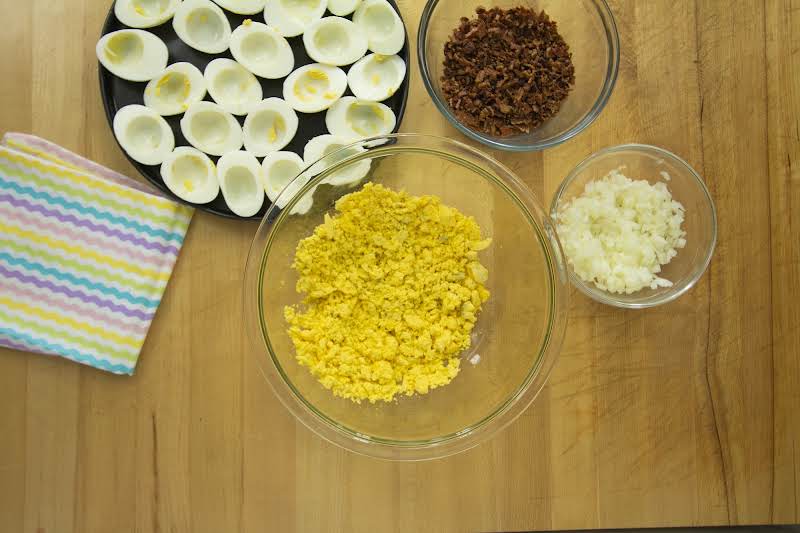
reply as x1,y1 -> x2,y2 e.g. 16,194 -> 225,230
0,133 -> 193,374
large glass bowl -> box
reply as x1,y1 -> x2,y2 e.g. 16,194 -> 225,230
244,134 -> 568,460
418,0 -> 619,151
550,144 -> 717,308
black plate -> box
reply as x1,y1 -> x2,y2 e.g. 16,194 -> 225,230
99,1 -> 410,220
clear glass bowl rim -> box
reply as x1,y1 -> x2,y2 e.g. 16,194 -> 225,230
416,0 -> 621,152
549,143 -> 718,309
244,133 -> 569,460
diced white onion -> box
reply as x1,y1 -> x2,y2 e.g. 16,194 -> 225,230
555,169 -> 687,294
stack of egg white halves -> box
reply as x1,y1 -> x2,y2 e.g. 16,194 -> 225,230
97,0 -> 407,216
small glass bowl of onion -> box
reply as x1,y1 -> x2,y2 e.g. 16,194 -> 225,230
550,144 -> 717,308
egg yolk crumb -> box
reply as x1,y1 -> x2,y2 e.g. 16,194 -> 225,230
285,183 -> 491,403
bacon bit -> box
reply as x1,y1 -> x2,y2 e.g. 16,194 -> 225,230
441,6 -> 575,137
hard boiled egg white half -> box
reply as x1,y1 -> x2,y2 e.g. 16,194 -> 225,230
325,96 -> 396,140
263,152 -> 317,215
263,0 -> 327,38
212,0 -> 267,15
205,58 -> 263,116
283,64 -> 347,113
243,98 -> 299,156
303,17 -> 368,67
261,151 -> 309,208
218,151 -> 265,217
328,0 -> 362,17
113,105 -> 175,166
160,147 -> 220,204
180,101 -> 244,156
230,20 -> 294,79
115,0 -> 181,28
173,0 -> 232,54
144,63 -> 207,116
303,134 -> 371,187
347,53 -> 405,102
289,188 -> 316,215
353,0 -> 405,56
97,29 -> 168,82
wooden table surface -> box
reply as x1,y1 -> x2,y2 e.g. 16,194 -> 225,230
1,0 -> 799,532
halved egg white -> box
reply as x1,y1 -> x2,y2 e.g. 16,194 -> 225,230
303,17 -> 368,67
347,53 -> 405,102
218,151 -> 265,217
97,30 -> 168,82
243,98 -> 299,156
289,185 -> 318,214
180,101 -> 243,156
289,193 -> 317,215
303,134 -> 371,186
283,64 -> 347,113
283,179 -> 318,214
113,105 -> 175,166
160,147 -> 220,204
263,0 -> 327,38
230,20 -> 294,79
205,58 -> 263,116
212,0 -> 267,14
262,151 -> 309,208
144,63 -> 207,116
353,0 -> 405,56
115,0 -> 181,28
173,0 -> 232,54
328,0 -> 361,17
325,97 -> 396,140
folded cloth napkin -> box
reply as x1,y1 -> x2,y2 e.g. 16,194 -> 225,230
0,133 -> 193,374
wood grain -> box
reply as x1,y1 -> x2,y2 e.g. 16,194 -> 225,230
0,0 -> 798,532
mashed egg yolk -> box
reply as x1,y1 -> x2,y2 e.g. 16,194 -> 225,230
285,183 -> 491,403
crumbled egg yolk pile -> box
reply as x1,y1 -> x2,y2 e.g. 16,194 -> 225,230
285,183 -> 491,403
